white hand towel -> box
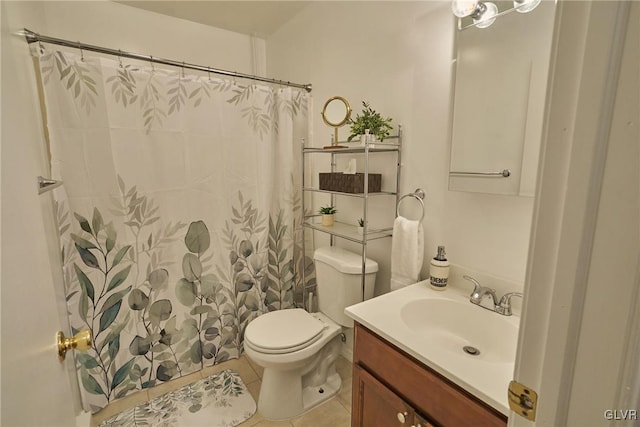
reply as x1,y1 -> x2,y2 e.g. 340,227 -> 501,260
390,216 -> 424,291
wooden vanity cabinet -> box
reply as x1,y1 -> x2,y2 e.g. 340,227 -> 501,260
351,323 -> 507,427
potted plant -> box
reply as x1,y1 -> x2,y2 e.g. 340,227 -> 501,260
357,218 -> 366,235
319,206 -> 337,226
347,101 -> 394,143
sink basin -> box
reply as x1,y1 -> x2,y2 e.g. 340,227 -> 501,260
400,298 -> 518,364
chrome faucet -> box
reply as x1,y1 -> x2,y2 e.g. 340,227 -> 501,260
496,292 -> 523,316
463,275 -> 522,316
463,275 -> 498,307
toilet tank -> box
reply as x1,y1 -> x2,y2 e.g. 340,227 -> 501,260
313,246 -> 378,327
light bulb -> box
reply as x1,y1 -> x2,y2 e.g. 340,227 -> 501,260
473,2 -> 498,28
514,0 -> 542,13
452,0 -> 480,17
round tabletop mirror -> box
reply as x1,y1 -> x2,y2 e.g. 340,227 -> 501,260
322,96 -> 351,127
322,96 -> 351,146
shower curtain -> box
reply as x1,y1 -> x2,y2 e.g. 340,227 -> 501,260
34,46 -> 312,412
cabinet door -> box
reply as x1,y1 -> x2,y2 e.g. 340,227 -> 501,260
414,412 -> 437,427
352,364 -> 415,427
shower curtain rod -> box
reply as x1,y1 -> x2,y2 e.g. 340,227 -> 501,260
22,28 -> 312,92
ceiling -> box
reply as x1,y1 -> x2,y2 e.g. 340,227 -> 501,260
117,1 -> 310,38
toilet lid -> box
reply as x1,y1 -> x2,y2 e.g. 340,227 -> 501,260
245,309 -> 325,354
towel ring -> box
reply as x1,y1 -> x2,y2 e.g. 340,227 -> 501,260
396,188 -> 426,223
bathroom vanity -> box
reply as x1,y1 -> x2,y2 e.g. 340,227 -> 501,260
345,282 -> 518,427
352,324 -> 506,426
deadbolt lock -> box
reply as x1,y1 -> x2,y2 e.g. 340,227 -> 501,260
508,380 -> 538,421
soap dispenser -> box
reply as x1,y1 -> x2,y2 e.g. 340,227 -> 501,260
429,246 -> 450,291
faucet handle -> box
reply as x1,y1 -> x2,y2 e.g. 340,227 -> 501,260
463,275 -> 482,291
498,292 -> 523,316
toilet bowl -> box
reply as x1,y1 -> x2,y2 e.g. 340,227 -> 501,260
243,246 -> 378,420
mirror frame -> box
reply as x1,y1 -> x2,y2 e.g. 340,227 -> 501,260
321,96 -> 352,146
321,96 -> 352,127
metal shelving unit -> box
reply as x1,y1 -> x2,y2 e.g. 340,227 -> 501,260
300,126 -> 403,310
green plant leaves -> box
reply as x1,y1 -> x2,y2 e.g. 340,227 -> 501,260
92,208 -> 104,234
100,286 -> 132,316
108,335 -> 120,362
239,240 -> 253,257
190,341 -> 202,364
105,224 -> 117,254
111,358 -> 136,391
107,265 -> 132,293
184,220 -> 210,254
74,264 -> 95,303
200,274 -> 217,299
148,268 -> 169,290
76,243 -> 100,269
81,369 -> 105,396
202,343 -> 217,359
99,300 -> 122,333
70,233 -> 97,250
176,279 -> 197,306
74,212 -> 92,234
156,361 -> 178,382
149,299 -> 172,328
111,245 -> 131,268
128,289 -> 149,311
130,335 -> 151,356
76,353 -> 99,369
235,273 -> 254,292
182,253 -> 202,282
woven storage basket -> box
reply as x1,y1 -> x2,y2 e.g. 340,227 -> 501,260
319,172 -> 382,193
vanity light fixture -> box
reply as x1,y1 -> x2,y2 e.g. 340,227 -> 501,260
513,0 -> 542,13
452,0 -> 498,28
451,0 -> 481,17
453,0 -> 542,29
473,2 -> 498,28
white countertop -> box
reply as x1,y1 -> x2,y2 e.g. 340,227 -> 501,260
344,281 -> 520,415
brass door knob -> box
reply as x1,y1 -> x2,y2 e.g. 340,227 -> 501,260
57,330 -> 92,361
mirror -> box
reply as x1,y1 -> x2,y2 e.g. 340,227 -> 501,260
448,1 -> 556,196
322,96 -> 351,147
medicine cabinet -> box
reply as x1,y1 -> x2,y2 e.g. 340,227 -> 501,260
448,1 -> 556,196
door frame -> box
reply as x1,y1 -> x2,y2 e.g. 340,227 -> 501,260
511,1 -> 636,426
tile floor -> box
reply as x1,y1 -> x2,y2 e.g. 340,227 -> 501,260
90,355 -> 353,427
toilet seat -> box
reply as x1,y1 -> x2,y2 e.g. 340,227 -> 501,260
245,309 -> 326,354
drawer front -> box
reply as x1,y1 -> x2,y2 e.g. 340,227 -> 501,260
354,324 -> 507,427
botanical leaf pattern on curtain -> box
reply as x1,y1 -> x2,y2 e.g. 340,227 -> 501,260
36,47 -> 313,412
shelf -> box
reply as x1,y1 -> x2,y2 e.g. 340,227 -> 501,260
303,220 -> 393,243
299,126 -> 402,311
303,145 -> 400,154
303,188 -> 397,198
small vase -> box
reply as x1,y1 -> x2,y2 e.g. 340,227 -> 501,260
359,133 -> 379,147
321,214 -> 335,227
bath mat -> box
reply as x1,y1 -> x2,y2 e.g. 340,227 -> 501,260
97,369 -> 256,427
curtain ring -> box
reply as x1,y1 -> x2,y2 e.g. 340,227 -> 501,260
149,55 -> 155,72
181,61 -> 185,79
77,41 -> 84,62
207,67 -> 212,81
118,49 -> 123,68
36,32 -> 45,54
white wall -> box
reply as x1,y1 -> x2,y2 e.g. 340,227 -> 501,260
1,1 -> 259,421
267,2 -> 534,294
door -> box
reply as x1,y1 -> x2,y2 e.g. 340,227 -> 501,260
1,2 -> 77,425
511,2 -> 638,426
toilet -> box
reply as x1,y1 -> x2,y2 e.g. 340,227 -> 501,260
243,246 -> 378,420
